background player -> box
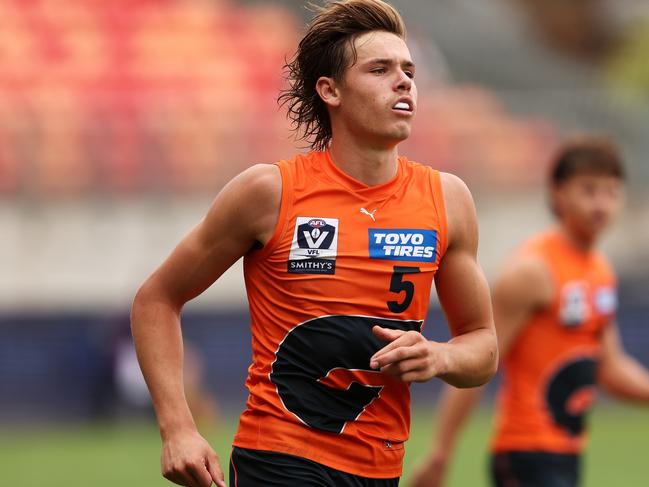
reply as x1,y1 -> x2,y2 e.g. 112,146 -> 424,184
410,135 -> 649,487
131,1 -> 497,486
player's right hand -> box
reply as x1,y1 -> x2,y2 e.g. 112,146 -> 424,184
161,429 -> 226,487
408,453 -> 448,487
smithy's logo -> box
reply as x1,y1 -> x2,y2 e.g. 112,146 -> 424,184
368,229 -> 437,262
288,217 -> 339,274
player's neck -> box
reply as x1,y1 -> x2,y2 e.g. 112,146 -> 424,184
328,137 -> 399,187
556,223 -> 597,252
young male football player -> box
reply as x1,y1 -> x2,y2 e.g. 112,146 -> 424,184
131,2 -> 498,486
410,136 -> 649,487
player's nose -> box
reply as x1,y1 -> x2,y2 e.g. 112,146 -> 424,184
395,69 -> 412,92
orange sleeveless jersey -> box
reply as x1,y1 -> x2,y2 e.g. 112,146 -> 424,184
232,151 -> 448,478
491,230 -> 617,454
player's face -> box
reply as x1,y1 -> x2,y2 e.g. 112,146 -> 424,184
336,31 -> 417,147
553,173 -> 624,242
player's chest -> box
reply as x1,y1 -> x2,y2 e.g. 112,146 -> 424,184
282,208 -> 443,277
554,277 -> 616,331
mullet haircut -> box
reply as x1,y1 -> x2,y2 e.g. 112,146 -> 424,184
551,135 -> 625,185
279,0 -> 406,151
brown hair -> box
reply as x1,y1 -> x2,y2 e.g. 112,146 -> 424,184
279,0 -> 406,151
551,135 -> 625,185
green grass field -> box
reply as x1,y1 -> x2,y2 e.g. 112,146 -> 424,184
1,405 -> 647,486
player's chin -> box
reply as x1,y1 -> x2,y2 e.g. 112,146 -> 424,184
389,125 -> 412,142
587,217 -> 610,236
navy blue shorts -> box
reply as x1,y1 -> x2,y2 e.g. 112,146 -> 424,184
490,451 -> 580,487
229,447 -> 400,487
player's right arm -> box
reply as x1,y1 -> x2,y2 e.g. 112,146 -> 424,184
409,253 -> 553,487
131,164 -> 280,487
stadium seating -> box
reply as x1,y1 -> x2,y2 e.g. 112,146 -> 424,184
0,0 -> 556,195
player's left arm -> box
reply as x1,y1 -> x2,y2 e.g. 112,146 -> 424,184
598,321 -> 649,402
370,173 -> 497,387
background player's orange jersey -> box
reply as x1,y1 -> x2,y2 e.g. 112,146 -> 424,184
233,151 -> 448,478
491,230 -> 617,454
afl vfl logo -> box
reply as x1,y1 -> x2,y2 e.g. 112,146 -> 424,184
309,219 -> 327,228
288,217 -> 339,274
559,281 -> 590,327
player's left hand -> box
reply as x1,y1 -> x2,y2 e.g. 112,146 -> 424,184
370,326 -> 447,382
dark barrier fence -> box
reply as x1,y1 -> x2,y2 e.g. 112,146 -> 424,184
0,305 -> 647,423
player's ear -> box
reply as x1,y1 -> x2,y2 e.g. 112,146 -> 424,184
316,76 -> 341,108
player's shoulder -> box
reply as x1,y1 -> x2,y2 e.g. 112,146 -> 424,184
231,163 -> 281,197
400,161 -> 468,190
506,232 -> 555,280
503,251 -> 551,283
439,171 -> 472,199
419,171 -> 477,253
517,230 -> 582,272
399,156 -> 447,180
592,249 -> 617,281
212,163 -> 282,228
205,163 -> 282,244
437,172 -> 476,226
274,151 -> 329,185
395,157 -> 463,201
280,150 -> 325,168
497,247 -> 554,305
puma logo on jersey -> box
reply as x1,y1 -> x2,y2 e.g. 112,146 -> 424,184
360,208 -> 377,221
369,229 -> 437,262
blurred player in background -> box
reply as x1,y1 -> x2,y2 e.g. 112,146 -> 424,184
410,135 -> 649,487
131,1 -> 497,486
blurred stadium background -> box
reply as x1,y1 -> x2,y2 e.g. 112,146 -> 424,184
1,0 -> 648,485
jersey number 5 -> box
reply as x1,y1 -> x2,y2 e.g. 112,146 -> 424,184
388,266 -> 420,313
